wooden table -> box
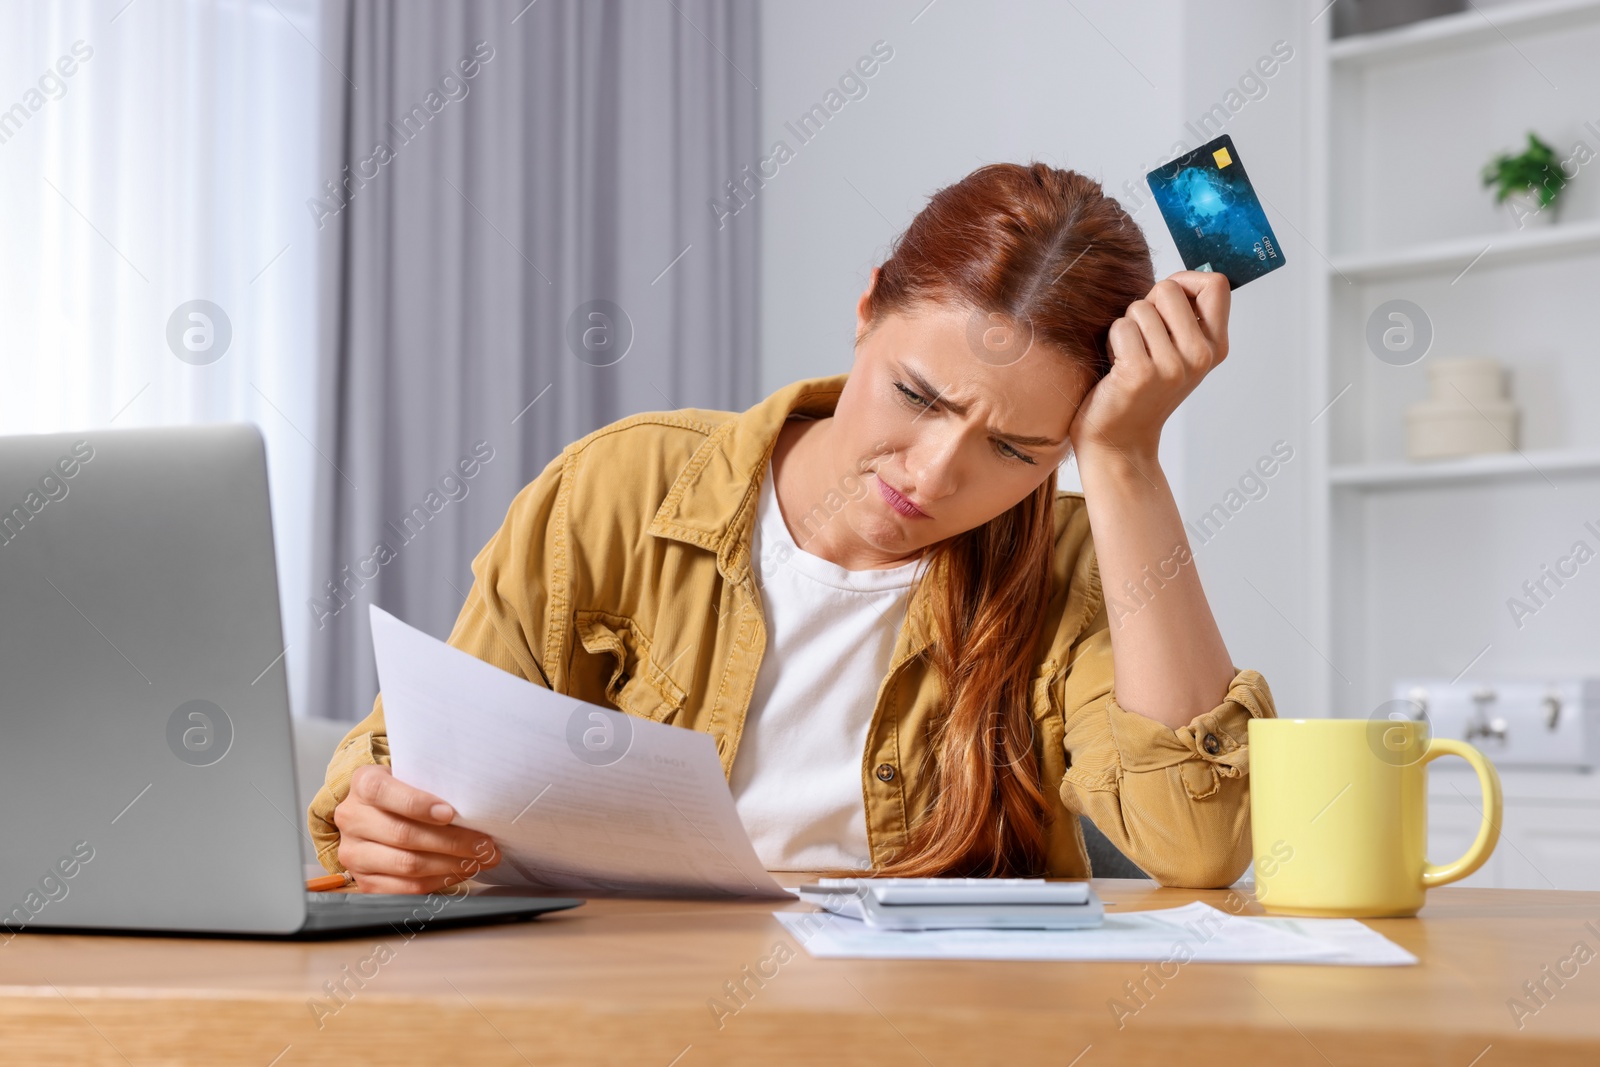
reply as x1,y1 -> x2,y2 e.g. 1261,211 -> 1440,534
2,878 -> 1597,1065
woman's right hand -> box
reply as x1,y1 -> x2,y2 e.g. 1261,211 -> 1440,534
332,763 -> 502,894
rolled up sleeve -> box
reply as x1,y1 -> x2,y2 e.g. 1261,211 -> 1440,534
1057,622 -> 1278,888
306,707 -> 392,875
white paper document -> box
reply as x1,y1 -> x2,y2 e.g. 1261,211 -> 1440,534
773,901 -> 1418,965
369,605 -> 793,900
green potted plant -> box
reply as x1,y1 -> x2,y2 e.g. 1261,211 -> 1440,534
1481,131 -> 1568,229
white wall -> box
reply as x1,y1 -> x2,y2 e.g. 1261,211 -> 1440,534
1174,1 -> 1313,719
757,0 -> 1315,716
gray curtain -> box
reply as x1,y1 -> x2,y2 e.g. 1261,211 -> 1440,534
305,0 -> 760,722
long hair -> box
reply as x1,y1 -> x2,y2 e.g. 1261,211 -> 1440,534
830,162 -> 1154,878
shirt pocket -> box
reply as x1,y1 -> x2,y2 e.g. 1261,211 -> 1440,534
573,610 -> 688,725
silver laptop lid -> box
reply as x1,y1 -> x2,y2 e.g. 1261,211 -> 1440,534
0,423 -> 306,935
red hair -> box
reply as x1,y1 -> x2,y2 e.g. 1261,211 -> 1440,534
829,162 -> 1154,878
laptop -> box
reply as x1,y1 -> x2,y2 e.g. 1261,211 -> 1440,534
0,423 -> 581,939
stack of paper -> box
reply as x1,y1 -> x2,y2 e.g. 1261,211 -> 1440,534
370,605 -> 793,900
773,900 -> 1417,965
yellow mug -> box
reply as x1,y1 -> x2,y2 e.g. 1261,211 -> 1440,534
1247,718 -> 1502,917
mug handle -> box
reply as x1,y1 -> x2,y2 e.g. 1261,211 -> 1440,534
1419,738 -> 1504,889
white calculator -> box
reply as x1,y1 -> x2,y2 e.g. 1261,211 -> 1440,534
793,877 -> 1105,931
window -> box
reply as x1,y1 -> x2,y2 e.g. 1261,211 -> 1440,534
0,0 -> 324,717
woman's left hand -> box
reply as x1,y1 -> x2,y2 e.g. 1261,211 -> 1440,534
1066,270 -> 1231,462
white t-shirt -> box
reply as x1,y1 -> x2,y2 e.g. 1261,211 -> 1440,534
728,444 -> 928,871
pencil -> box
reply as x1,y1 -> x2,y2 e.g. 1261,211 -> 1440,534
306,872 -> 354,892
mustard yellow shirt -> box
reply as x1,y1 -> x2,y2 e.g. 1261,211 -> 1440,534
307,372 -> 1278,887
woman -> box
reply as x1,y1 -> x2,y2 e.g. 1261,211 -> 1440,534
308,161 -> 1277,894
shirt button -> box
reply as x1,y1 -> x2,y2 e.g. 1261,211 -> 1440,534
875,763 -> 896,782
1202,732 -> 1221,755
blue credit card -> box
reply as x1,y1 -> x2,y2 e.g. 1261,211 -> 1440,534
1145,134 -> 1286,290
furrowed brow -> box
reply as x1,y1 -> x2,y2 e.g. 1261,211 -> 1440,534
898,362 -> 1063,448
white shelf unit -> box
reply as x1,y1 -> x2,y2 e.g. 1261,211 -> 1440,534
1327,0 -> 1600,65
1307,0 -> 1600,889
1328,215 -> 1600,282
1329,447 -> 1600,489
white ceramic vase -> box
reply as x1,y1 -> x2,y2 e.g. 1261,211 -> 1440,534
1501,188 -> 1558,230
1405,357 -> 1520,462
